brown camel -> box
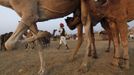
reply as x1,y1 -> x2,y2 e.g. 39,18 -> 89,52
80,0 -> 134,71
65,14 -> 114,60
0,32 -> 13,51
65,16 -> 98,59
100,18 -> 113,52
0,0 -> 81,74
41,31 -> 51,47
65,9 -> 113,72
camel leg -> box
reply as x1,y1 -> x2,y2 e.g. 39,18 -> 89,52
22,23 -> 47,74
88,25 -> 97,58
88,27 -> 92,57
5,20 -> 39,50
5,20 -> 46,74
22,23 -> 46,75
69,23 -> 83,61
105,32 -> 112,52
105,26 -> 111,52
5,1 -> 45,74
29,23 -> 38,35
101,18 -> 112,52
5,0 -> 39,50
26,24 -> 50,75
88,44 -> 92,57
78,0 -> 91,72
23,30 -> 49,43
37,39 -> 46,75
91,25 -> 98,58
5,20 -> 46,75
78,15 -> 91,73
26,23 -> 47,74
5,21 -> 28,50
80,0 -> 89,25
109,21 -> 120,67
117,22 -> 129,69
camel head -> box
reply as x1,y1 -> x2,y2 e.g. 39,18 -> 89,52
65,16 -> 81,30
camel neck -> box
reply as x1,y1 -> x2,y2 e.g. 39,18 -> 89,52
0,0 -> 11,8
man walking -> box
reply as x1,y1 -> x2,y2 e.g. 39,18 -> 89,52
57,23 -> 69,50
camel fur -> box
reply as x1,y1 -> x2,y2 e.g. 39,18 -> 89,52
80,0 -> 134,71
0,0 -> 80,74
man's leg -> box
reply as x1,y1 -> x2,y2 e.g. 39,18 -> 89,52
57,44 -> 62,49
66,44 -> 69,50
57,37 -> 62,49
63,36 -> 69,49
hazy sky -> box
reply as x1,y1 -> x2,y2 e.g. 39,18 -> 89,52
0,6 -> 134,35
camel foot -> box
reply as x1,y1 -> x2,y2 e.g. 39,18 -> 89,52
5,40 -> 25,50
69,56 -> 75,62
78,64 -> 88,73
92,52 -> 98,59
88,54 -> 92,57
111,58 -> 119,67
120,60 -> 129,70
38,68 -> 46,75
88,52 -> 92,57
105,49 -> 110,52
5,41 -> 16,50
92,55 -> 98,59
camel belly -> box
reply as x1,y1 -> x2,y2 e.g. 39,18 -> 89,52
38,0 -> 79,21
127,0 -> 134,20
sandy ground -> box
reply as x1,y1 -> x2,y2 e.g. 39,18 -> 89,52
0,39 -> 134,75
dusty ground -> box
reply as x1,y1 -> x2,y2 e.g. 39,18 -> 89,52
0,39 -> 134,75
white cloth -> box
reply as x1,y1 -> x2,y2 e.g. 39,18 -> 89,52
22,34 -> 27,39
130,34 -> 134,39
59,27 -> 63,34
59,36 -> 67,45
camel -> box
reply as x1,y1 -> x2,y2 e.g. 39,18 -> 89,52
0,32 -> 13,51
41,31 -> 51,47
65,16 -> 98,59
80,0 -> 134,71
65,14 -> 114,60
1,0 -> 132,73
0,34 -> 5,50
0,0 -> 81,74
100,18 -> 113,52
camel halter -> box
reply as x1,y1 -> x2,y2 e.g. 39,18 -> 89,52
18,21 -> 37,35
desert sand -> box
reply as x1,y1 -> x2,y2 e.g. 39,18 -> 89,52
0,39 -> 134,75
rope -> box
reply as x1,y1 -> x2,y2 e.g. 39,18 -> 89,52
18,21 -> 37,35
